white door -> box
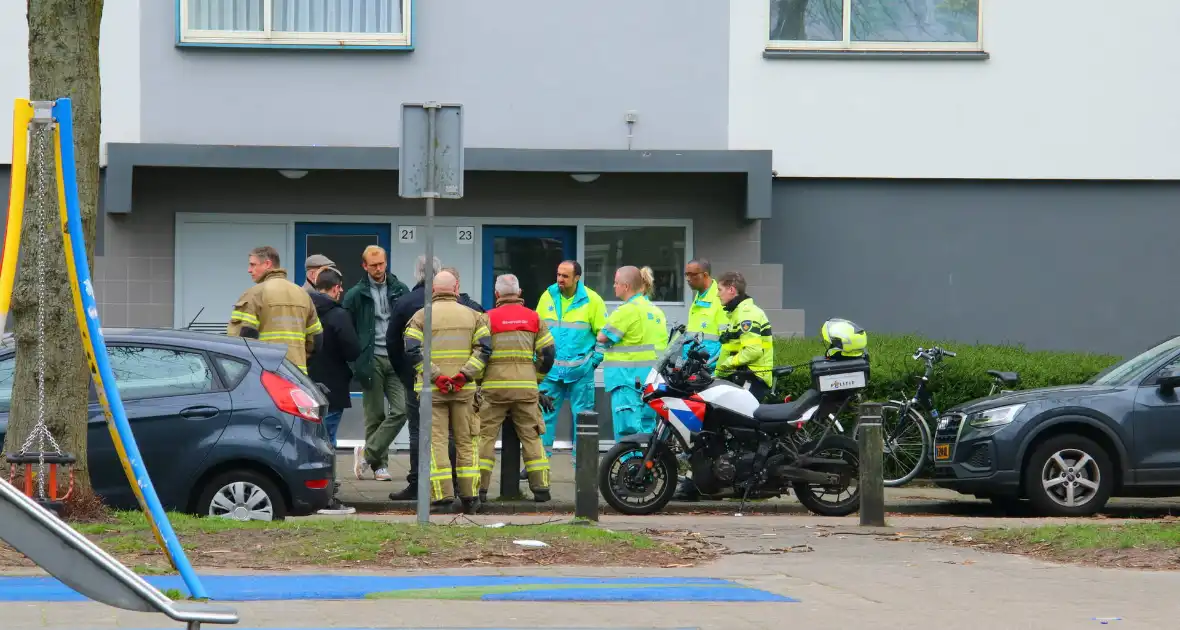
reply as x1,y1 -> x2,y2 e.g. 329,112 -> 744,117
388,223 -> 480,302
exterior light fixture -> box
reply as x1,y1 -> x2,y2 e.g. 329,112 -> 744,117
278,169 -> 309,179
570,173 -> 600,183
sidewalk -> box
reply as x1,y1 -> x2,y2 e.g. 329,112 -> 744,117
337,452 -> 1180,516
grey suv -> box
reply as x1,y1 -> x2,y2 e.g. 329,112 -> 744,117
0,329 -> 334,520
934,334 -> 1180,516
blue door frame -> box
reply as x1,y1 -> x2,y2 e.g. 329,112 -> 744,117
481,225 -> 576,307
293,222 -> 392,286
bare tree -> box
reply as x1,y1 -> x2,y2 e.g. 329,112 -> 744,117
3,0 -> 105,501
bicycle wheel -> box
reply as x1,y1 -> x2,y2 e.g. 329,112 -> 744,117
861,401 -> 931,487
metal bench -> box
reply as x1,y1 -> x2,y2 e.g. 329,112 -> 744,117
0,478 -> 238,629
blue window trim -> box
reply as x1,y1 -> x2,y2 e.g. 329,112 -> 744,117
293,222 -> 392,286
174,0 -> 416,51
481,225 -> 576,308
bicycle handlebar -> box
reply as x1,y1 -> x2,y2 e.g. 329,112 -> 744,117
913,346 -> 957,362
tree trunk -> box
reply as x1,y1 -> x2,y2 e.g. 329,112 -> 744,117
2,0 -> 104,503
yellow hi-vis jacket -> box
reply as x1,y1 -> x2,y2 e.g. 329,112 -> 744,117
715,295 -> 774,387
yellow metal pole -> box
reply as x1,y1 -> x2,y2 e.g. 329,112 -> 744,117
0,100 -> 35,335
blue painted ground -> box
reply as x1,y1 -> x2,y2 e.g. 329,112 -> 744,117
0,575 -> 795,603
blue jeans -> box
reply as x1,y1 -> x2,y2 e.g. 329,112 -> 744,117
323,410 -> 344,448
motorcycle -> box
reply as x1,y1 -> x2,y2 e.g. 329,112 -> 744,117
598,326 -> 868,516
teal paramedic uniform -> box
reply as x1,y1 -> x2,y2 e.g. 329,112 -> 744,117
598,295 -> 668,438
535,281 -> 607,454
683,279 -> 726,365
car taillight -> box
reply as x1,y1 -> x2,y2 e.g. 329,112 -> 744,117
261,370 -> 321,423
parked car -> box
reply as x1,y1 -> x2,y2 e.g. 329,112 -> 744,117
933,334 -> 1180,516
0,328 -> 334,520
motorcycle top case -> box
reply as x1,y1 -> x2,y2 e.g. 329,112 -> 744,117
809,356 -> 870,394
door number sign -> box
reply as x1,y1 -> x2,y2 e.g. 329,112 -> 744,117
398,226 -> 418,243
457,227 -> 474,245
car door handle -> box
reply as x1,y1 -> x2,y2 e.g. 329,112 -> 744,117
179,405 -> 220,420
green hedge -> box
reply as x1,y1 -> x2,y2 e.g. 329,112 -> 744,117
772,333 -> 1122,412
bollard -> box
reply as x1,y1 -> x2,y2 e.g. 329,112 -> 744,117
499,410 -> 523,499
857,402 -> 886,527
574,410 -> 600,521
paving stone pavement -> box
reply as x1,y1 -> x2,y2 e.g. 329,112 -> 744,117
7,514 -> 1180,629
338,451 -> 1180,518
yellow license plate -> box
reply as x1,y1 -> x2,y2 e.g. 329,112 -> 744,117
935,444 -> 951,460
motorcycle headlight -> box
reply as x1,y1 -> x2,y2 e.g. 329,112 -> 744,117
967,404 -> 1025,429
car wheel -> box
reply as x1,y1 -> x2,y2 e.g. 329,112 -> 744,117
196,469 -> 288,522
1023,435 -> 1112,517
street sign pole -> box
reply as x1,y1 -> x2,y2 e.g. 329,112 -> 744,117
400,102 -> 464,524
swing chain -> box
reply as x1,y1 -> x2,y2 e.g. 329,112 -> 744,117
17,122 -> 63,502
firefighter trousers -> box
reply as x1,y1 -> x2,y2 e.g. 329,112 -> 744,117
430,397 -> 480,501
478,399 -> 550,493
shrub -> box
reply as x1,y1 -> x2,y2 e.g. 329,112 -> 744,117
772,333 -> 1122,412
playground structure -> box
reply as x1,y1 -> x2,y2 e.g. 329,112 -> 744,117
0,98 -> 237,627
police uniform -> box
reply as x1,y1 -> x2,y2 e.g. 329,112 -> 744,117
535,282 -> 607,454
227,268 -> 323,373
477,295 -> 556,496
598,295 -> 667,438
685,279 -> 726,365
404,290 -> 492,506
715,294 -> 774,399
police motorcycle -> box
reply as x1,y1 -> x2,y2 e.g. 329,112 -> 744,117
598,322 -> 869,517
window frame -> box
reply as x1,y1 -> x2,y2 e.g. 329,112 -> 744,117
582,224 -> 692,309
177,0 -> 415,50
766,0 -> 984,53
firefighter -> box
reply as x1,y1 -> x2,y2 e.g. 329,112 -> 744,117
714,271 -> 774,401
477,274 -> 556,503
228,245 -> 322,373
404,270 -> 492,515
595,265 -> 668,439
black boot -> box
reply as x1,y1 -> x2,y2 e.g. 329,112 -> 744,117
461,496 -> 481,515
389,485 -> 417,501
532,488 -> 551,503
479,490 -> 488,504
430,498 -> 457,514
673,477 -> 701,502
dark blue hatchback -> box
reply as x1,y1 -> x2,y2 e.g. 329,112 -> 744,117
0,329 -> 334,520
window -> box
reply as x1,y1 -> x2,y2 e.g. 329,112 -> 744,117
213,355 -> 251,390
0,356 -> 12,413
583,226 -> 687,304
179,0 -> 413,49
108,346 -> 216,400
768,0 -> 981,51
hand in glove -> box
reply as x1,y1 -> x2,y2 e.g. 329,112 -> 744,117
450,373 -> 468,391
433,374 -> 455,393
538,393 -> 556,414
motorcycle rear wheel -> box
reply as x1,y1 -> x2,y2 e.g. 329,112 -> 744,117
599,441 -> 679,516
791,435 -> 861,517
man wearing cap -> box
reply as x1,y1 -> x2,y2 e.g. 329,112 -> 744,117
304,254 -> 338,295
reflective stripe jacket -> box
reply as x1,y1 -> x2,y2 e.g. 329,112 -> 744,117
715,295 -> 774,387
599,295 -> 666,391
227,268 -> 322,373
481,296 -> 556,403
685,279 -> 725,363
535,281 -> 607,382
404,291 -> 492,399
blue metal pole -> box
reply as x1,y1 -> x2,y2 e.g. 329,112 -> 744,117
51,98 -> 208,600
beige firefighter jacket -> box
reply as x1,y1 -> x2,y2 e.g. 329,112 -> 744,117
227,268 -> 323,373
405,291 -> 492,401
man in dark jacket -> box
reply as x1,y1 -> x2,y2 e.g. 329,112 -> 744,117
386,258 -> 484,501
342,246 -> 410,482
307,268 -> 361,515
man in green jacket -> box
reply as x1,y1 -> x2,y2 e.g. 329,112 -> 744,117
343,245 -> 410,481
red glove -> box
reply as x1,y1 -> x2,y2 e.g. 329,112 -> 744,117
450,373 -> 468,391
433,374 -> 454,393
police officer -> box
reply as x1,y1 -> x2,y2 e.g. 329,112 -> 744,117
595,266 -> 668,439
477,274 -> 556,503
683,258 -> 726,364
535,260 -> 607,459
228,246 -> 322,373
404,270 -> 493,515
714,271 -> 773,401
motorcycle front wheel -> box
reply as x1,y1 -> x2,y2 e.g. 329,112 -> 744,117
791,435 -> 861,517
599,441 -> 679,516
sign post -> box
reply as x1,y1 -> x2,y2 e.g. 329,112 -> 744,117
400,102 -> 464,524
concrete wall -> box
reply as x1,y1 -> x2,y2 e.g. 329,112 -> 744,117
0,1 -> 141,166
141,0 -> 730,150
97,168 -> 793,330
765,179 -> 1179,356
729,0 -> 1180,179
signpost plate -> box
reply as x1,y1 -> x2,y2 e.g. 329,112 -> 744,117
399,103 -> 464,200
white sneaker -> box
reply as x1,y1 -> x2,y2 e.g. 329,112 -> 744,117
353,446 -> 371,480
317,499 -> 357,516
374,467 -> 392,481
